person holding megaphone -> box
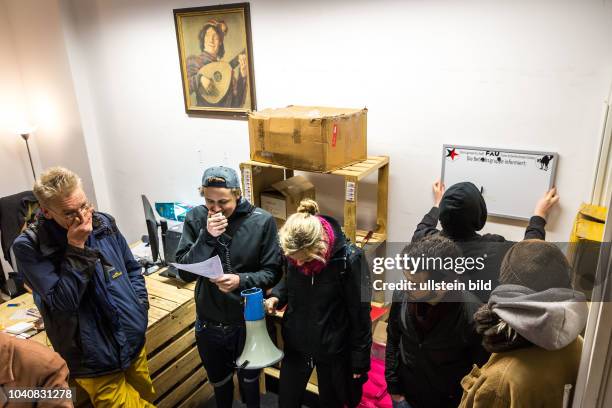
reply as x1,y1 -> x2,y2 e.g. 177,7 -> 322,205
265,199 -> 372,408
175,166 -> 282,408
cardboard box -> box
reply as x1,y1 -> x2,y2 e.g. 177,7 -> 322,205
248,106 -> 367,172
568,203 -> 607,299
260,175 -> 315,225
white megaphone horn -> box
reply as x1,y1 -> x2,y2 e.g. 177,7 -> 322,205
236,288 -> 284,370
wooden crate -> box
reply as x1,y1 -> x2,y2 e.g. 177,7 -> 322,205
240,155 -> 389,244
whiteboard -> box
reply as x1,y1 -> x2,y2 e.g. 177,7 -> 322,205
441,145 -> 558,220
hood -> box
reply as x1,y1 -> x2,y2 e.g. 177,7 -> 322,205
319,215 -> 347,258
439,182 -> 487,239
489,284 -> 588,351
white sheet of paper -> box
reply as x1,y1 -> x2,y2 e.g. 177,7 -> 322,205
171,255 -> 224,279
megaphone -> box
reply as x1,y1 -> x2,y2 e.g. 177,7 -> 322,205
236,288 -> 284,370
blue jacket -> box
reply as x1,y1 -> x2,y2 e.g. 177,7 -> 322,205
12,212 -> 148,378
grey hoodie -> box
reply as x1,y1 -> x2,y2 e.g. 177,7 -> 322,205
489,284 -> 588,351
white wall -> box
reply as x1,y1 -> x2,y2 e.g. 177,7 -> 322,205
10,0 -> 612,245
0,0 -> 33,274
1,0 -> 97,204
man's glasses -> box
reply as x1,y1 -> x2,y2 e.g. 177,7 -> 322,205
48,202 -> 93,221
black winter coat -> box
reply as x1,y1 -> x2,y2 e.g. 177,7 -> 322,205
270,216 -> 372,374
385,291 -> 489,408
412,182 -> 547,301
176,198 -> 282,324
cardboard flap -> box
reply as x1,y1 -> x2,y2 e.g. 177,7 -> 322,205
249,105 -> 367,120
578,203 -> 607,223
269,175 -> 314,200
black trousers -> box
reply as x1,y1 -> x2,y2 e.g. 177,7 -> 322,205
195,319 -> 261,408
278,348 -> 365,408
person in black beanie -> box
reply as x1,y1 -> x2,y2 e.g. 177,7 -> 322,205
412,180 -> 559,300
459,239 -> 587,407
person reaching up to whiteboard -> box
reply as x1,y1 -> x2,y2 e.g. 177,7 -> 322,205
411,180 -> 559,301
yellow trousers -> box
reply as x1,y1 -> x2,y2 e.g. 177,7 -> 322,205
75,347 -> 156,408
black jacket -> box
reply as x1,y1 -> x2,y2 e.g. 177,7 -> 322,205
0,191 -> 38,266
412,182 -> 546,301
270,216 -> 372,374
175,198 -> 282,324
385,291 -> 489,408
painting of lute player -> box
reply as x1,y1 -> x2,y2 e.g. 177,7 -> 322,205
186,19 -> 248,108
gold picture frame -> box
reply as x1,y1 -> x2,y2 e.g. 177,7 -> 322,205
174,3 -> 256,117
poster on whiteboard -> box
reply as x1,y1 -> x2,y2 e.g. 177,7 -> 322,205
441,145 -> 558,220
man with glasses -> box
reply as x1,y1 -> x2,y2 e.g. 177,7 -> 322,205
12,167 -> 155,407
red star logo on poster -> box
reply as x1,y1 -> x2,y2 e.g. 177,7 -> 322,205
446,148 -> 459,160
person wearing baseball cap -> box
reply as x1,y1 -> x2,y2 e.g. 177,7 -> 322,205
175,166 -> 282,408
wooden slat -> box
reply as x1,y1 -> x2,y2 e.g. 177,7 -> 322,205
343,176 -> 358,243
148,272 -> 197,292
157,370 -> 208,408
149,294 -> 182,312
149,293 -> 181,312
148,306 -> 170,325
153,344 -> 201,397
148,327 -> 196,375
332,169 -> 362,178
177,382 -> 214,408
146,300 -> 196,353
145,278 -> 193,304
376,162 -> 389,239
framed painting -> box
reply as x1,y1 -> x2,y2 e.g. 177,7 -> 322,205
174,3 -> 256,117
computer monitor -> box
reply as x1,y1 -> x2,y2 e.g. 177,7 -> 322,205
141,195 -> 180,278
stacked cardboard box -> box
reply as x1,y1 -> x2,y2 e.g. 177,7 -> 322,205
248,105 -> 367,172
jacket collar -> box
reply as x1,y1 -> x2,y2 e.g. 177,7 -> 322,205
30,211 -> 113,256
319,215 -> 346,258
0,334 -> 15,385
230,197 -> 254,218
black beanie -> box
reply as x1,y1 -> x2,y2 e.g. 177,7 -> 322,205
499,239 -> 572,291
439,182 -> 487,239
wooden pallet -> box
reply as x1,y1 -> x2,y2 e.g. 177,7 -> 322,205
240,155 -> 389,244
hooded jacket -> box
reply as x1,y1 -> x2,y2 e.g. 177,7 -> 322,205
412,182 -> 547,300
385,290 -> 489,408
269,216 -> 372,374
0,332 -> 72,408
459,285 -> 587,408
175,198 -> 282,324
12,212 -> 148,378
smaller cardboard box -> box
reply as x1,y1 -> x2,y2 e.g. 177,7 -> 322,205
260,175 -> 315,225
248,105 -> 367,172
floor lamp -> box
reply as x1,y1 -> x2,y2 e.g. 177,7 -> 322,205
20,132 -> 37,180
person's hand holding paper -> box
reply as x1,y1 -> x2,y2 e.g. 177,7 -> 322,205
171,255 -> 224,280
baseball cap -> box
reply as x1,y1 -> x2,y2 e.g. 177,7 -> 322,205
201,166 -> 240,188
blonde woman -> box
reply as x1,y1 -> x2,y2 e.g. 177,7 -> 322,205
265,199 -> 372,408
